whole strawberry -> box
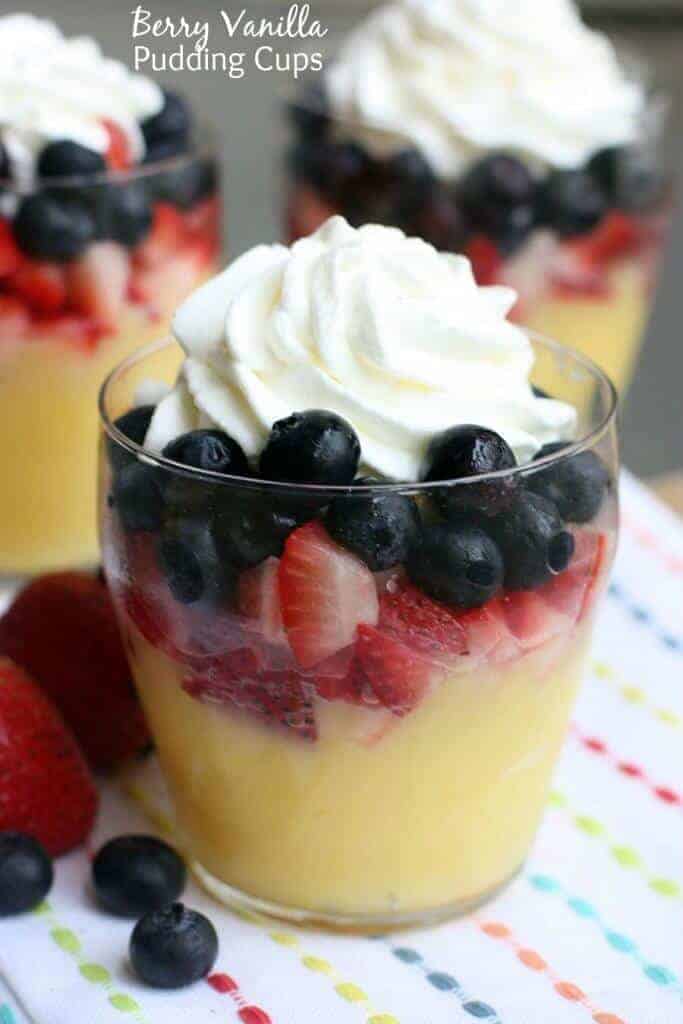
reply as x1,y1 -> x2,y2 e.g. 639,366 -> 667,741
0,659 -> 98,856
0,572 -> 149,772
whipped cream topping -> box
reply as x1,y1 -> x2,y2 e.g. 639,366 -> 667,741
0,13 -> 163,189
325,0 -> 645,180
146,216 -> 575,482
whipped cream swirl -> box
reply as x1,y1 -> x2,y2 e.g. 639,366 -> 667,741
0,14 -> 163,188
325,0 -> 645,180
146,217 -> 575,481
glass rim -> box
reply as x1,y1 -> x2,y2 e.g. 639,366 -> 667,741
99,332 -> 618,497
0,124 -> 218,193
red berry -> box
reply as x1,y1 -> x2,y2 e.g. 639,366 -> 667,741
378,580 -> 468,664
0,658 -> 98,855
134,203 -> 188,269
0,219 -> 22,277
67,241 -> 130,330
101,118 -> 132,171
0,572 -> 149,772
501,590 -> 570,651
9,261 -> 67,315
465,235 -> 502,285
456,596 -> 520,665
279,521 -> 379,668
356,624 -> 440,715
239,557 -> 287,648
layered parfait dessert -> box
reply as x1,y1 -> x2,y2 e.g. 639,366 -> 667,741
285,0 -> 670,394
101,217 -> 618,928
0,14 -> 220,574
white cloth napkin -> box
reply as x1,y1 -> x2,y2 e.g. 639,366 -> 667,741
1,471 -> 682,1024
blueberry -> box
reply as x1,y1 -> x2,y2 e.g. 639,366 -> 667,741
260,410 -> 361,487
289,140 -> 372,203
93,835 -> 186,918
485,490 -> 575,590
538,170 -> 607,238
406,521 -> 504,609
109,405 -> 156,474
149,159 -> 216,210
13,193 -> 95,262
37,140 -> 106,179
528,442 -> 610,524
96,182 -> 153,246
421,425 -> 517,516
324,491 -> 420,571
213,497 -> 299,570
142,90 -> 192,153
0,143 -> 9,182
0,833 -> 53,916
460,153 -> 536,238
588,145 -> 663,212
289,81 -> 330,140
163,429 -> 250,477
112,461 -> 165,533
158,517 -> 234,605
408,186 -> 468,251
388,148 -> 436,194
130,902 -> 218,989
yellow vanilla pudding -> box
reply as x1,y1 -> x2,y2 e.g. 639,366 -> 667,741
101,218 -> 619,927
0,14 -> 220,573
285,0 -> 671,393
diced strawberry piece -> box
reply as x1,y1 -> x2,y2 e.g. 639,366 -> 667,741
67,242 -> 130,329
314,648 -> 376,705
356,624 -> 440,715
0,658 -> 98,855
134,249 -> 206,310
574,211 -> 641,268
540,530 -> 609,623
9,261 -> 67,315
134,203 -> 188,269
183,196 -> 221,240
101,117 -> 132,171
550,245 -> 610,299
502,590 -> 570,651
239,557 -> 287,647
457,596 -> 520,665
279,521 -> 379,668
0,219 -> 22,277
184,661 -> 317,741
286,187 -> 335,242
0,295 -> 30,342
378,580 -> 468,665
465,235 -> 502,286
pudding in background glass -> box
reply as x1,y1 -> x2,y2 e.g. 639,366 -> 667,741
284,0 -> 672,394
100,218 -> 619,929
0,15 -> 221,574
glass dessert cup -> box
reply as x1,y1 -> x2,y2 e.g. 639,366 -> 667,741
0,143 -> 221,575
283,97 -> 672,397
100,334 -> 618,931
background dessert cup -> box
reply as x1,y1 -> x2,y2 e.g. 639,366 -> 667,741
284,0 -> 672,396
99,333 -> 618,931
0,15 -> 221,574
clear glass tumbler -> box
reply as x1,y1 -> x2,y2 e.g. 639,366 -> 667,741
0,139 -> 220,575
100,333 -> 618,931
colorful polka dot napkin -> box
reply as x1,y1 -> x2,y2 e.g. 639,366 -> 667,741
1,471 -> 681,1024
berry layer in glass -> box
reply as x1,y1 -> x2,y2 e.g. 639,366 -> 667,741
0,148 -> 220,574
284,95 -> 671,396
100,335 -> 618,930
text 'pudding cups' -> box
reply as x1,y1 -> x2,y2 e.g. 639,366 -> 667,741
99,333 -> 618,931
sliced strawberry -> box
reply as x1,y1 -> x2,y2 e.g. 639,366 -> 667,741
378,580 -> 468,665
134,203 -> 188,269
356,624 -> 439,715
239,557 -> 287,647
540,530 -> 608,622
9,261 -> 67,315
550,245 -> 610,299
184,661 -> 316,741
279,521 -> 379,668
0,295 -> 29,342
457,596 -> 520,665
101,118 -> 132,171
0,219 -> 22,277
502,590 -> 571,651
314,648 -> 376,705
67,241 -> 130,329
465,235 -> 502,286
286,186 -> 335,242
574,211 -> 641,268
134,248 -> 206,310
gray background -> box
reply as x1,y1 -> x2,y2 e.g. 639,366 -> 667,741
5,0 -> 681,478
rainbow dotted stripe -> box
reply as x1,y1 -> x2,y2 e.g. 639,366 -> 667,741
32,901 -> 146,1021
608,581 -> 681,653
475,918 -> 626,1024
207,974 -> 272,1023
622,513 -> 683,577
571,725 -> 683,810
527,874 -> 681,997
548,791 -> 682,900
0,1006 -> 17,1024
592,660 -> 681,730
373,935 -> 500,1020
